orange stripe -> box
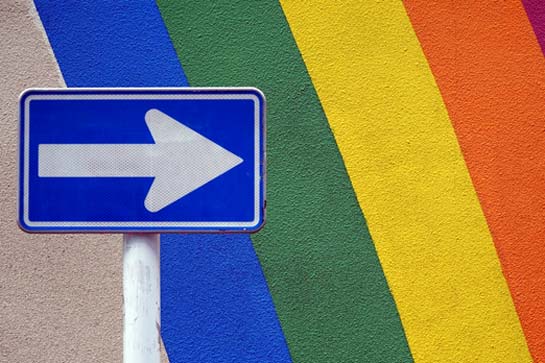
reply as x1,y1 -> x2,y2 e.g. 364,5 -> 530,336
404,1 -> 545,360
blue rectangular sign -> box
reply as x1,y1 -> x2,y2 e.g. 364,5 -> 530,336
19,88 -> 265,232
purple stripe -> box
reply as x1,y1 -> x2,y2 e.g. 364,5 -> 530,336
523,0 -> 545,55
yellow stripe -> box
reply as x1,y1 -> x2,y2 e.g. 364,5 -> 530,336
279,1 -> 532,361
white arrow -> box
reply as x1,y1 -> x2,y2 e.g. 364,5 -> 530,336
38,108 -> 243,212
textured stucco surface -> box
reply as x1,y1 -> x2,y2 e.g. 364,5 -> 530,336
405,1 -> 545,361
0,1 -> 168,362
3,0 -> 545,362
280,1 -> 532,362
157,1 -> 412,362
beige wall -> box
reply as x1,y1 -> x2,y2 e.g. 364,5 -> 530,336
0,1 -> 167,362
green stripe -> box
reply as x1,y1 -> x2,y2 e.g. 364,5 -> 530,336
157,1 -> 412,362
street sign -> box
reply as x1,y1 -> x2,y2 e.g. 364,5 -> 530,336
19,88 -> 265,232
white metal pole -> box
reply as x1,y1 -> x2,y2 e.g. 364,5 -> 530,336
123,233 -> 161,363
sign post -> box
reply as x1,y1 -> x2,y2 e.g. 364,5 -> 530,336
19,88 -> 265,363
123,233 -> 161,363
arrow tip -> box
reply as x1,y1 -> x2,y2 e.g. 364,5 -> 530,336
143,109 -> 244,212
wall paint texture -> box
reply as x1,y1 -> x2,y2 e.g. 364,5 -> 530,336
1,1 -> 544,362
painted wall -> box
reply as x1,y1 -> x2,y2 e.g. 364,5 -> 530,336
1,1 -> 544,362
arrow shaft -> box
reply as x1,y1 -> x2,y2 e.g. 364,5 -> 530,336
39,144 -> 157,177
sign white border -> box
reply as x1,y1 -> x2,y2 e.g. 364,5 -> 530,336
19,88 -> 265,232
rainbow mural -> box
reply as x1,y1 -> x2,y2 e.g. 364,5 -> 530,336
12,0 -> 545,362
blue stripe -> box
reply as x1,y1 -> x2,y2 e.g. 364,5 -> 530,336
161,234 -> 292,362
33,1 -> 186,87
33,1 -> 291,362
